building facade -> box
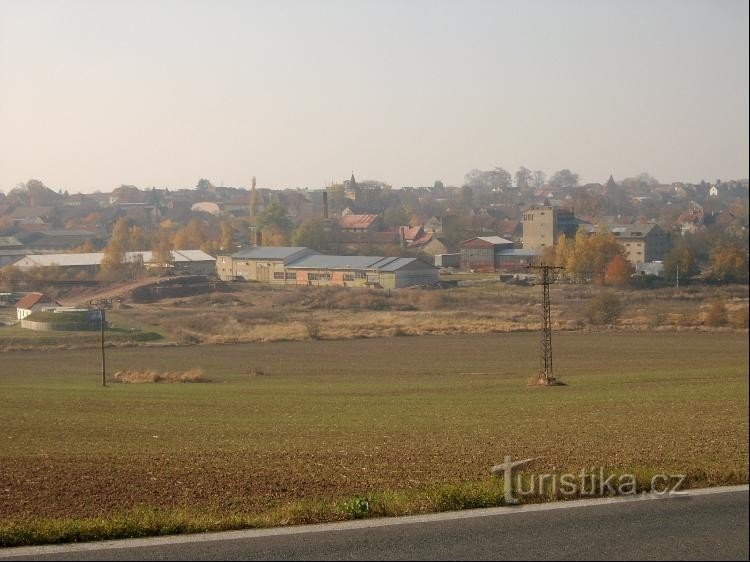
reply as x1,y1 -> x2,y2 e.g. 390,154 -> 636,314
459,236 -> 515,272
217,247 -> 438,288
522,205 -> 585,251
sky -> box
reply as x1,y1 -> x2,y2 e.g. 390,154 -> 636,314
0,0 -> 748,193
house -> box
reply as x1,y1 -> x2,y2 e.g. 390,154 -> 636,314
579,223 -> 671,267
339,212 -> 382,233
16,292 -> 60,320
9,206 -> 54,226
459,236 -> 515,272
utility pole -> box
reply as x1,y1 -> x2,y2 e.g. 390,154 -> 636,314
528,264 -> 564,385
90,299 -> 109,387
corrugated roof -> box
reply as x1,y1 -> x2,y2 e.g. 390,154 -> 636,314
374,257 -> 424,272
173,250 -> 216,262
231,247 -> 312,261
14,250 -> 215,267
477,236 -> 514,245
286,254 -> 431,272
286,254 -> 385,270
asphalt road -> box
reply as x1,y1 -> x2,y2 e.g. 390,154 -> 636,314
2,486 -> 747,561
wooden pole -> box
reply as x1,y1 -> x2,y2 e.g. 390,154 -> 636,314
100,308 -> 106,387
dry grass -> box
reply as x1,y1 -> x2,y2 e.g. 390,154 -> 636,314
111,368 -> 206,383
116,282 -> 748,345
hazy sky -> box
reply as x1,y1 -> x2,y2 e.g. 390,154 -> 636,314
0,0 -> 747,193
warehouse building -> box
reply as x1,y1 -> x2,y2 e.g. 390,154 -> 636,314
459,236 -> 515,272
217,247 -> 438,288
11,250 -> 216,276
216,246 -> 316,282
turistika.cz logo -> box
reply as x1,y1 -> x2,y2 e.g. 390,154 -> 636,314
491,456 -> 686,504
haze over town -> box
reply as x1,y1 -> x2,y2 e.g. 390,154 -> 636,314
0,0 -> 748,193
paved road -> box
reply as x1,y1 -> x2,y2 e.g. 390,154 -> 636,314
2,486 -> 747,561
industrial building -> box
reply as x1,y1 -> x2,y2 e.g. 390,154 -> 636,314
521,205 -> 587,251
11,250 -> 216,276
458,236 -> 515,272
217,247 -> 438,289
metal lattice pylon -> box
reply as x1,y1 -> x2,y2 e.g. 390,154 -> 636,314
528,264 -> 564,383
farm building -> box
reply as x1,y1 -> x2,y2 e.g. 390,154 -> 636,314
285,255 -> 437,289
15,292 -> 60,320
459,236 -> 515,272
217,247 -> 438,288
579,223 -> 671,267
11,250 -> 216,276
494,248 -> 541,271
216,246 -> 316,282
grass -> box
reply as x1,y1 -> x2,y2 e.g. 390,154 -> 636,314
0,331 -> 747,546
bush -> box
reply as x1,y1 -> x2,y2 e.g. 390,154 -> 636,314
585,291 -> 624,325
704,301 -> 728,327
730,306 -> 749,329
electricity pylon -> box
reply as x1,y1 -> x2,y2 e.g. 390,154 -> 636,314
528,264 -> 564,384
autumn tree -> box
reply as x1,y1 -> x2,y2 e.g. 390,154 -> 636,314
708,243 -> 749,283
663,242 -> 699,282
172,219 -> 208,250
219,220 -> 235,253
564,228 -> 625,284
604,255 -> 634,287
151,228 -> 174,272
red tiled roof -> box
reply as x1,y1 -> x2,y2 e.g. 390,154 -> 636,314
15,292 -> 49,310
339,214 -> 379,229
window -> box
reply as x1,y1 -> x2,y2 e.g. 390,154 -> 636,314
343,273 -> 355,282
273,272 -> 285,280
355,271 -> 367,279
286,272 -> 297,280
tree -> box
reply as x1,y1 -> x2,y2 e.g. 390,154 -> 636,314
196,178 -> 215,191
383,205 -> 409,228
172,219 -> 208,250
604,255 -> 634,287
459,185 -> 474,210
515,166 -> 533,190
219,220 -> 235,253
704,301 -> 728,327
151,228 -> 174,271
549,169 -> 579,189
291,219 -> 336,253
565,228 -> 624,284
128,225 -> 147,251
99,238 -> 126,281
585,291 -> 624,325
553,234 -> 572,268
709,243 -> 749,283
664,242 -> 698,282
532,170 -> 546,189
257,202 -> 293,234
